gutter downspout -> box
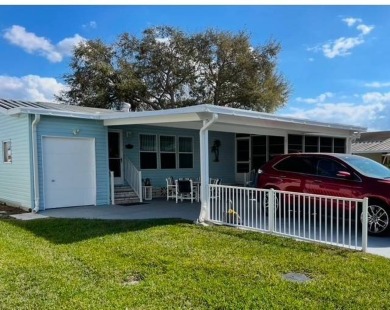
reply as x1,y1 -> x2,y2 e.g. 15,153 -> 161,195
32,114 -> 41,212
197,113 -> 218,223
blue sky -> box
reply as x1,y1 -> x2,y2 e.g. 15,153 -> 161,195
0,5 -> 389,131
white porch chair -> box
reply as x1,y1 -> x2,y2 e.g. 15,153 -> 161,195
166,177 -> 176,201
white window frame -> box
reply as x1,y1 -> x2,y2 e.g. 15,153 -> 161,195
159,135 -> 176,169
139,134 -> 157,170
178,136 -> 194,169
3,140 -> 12,164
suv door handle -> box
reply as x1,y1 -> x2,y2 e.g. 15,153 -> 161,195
313,180 -> 322,183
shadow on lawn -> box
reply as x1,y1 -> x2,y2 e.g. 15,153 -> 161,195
7,218 -> 192,245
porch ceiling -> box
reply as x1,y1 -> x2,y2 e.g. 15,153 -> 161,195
103,105 -> 364,138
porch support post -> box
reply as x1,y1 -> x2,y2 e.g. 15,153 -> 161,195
197,114 -> 218,223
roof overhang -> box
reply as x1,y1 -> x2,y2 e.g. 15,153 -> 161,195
103,104 -> 365,137
2,102 -> 366,137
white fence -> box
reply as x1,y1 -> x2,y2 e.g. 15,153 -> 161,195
124,158 -> 143,202
208,185 -> 368,252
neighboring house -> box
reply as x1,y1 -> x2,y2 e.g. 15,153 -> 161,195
352,131 -> 390,167
0,99 -> 365,212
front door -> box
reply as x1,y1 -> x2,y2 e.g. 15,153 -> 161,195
108,130 -> 123,184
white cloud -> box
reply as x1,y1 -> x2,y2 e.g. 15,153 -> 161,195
357,24 -> 374,35
0,75 -> 67,102
56,34 -> 85,57
365,81 -> 390,88
3,25 -> 86,63
342,17 -> 362,27
362,92 -> 390,103
82,21 -> 97,29
309,17 -> 374,59
296,92 -> 333,104
282,91 -> 390,131
322,36 -> 364,58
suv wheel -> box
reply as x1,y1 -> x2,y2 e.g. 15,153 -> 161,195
262,189 -> 281,215
363,203 -> 390,236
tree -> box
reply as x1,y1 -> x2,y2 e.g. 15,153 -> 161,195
56,39 -> 146,111
116,27 -> 197,110
192,30 -> 289,112
57,26 -> 290,112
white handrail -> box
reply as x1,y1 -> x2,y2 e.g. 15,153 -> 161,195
110,171 -> 115,205
124,157 -> 143,202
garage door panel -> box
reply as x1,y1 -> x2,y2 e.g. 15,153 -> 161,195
43,137 -> 96,209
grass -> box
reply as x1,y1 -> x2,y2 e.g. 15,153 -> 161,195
1,218 -> 390,309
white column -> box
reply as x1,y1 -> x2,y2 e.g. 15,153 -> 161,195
197,114 -> 218,223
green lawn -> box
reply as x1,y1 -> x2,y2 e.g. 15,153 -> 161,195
1,218 -> 390,309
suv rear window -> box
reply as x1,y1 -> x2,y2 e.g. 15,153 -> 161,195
274,156 -> 316,174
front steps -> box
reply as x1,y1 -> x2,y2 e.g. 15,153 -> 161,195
114,185 -> 141,205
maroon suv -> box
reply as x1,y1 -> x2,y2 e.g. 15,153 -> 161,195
256,153 -> 390,236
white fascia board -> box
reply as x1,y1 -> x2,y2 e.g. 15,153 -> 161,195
6,107 -> 104,119
198,104 -> 366,132
103,112 -> 205,126
216,114 -> 361,137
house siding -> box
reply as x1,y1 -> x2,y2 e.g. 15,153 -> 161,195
37,116 -> 109,209
110,125 -> 236,190
0,114 -> 33,209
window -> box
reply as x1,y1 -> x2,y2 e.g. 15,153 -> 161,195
304,136 -> 319,152
140,134 -> 157,169
274,156 -> 316,174
333,138 -> 346,153
316,158 -> 346,178
288,135 -> 303,153
236,138 -> 250,173
320,137 -> 333,152
3,140 -> 12,163
140,134 -> 194,170
268,136 -> 285,159
251,136 -> 266,171
160,136 -> 176,169
178,137 -> 193,169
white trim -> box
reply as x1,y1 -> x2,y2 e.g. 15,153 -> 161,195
3,102 -> 365,133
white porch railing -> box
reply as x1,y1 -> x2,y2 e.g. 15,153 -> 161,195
124,157 -> 143,202
208,185 -> 368,252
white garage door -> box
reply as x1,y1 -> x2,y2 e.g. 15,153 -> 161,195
43,137 -> 96,209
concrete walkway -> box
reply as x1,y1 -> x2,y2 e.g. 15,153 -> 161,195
31,199 -> 390,259
40,199 -> 201,221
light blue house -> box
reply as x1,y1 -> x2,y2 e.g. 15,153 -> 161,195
0,99 -> 365,213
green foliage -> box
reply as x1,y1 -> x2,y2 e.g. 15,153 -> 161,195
57,26 -> 290,112
1,218 -> 390,309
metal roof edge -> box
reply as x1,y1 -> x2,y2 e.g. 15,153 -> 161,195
4,102 -> 367,132
101,104 -> 366,132
6,107 -> 106,119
